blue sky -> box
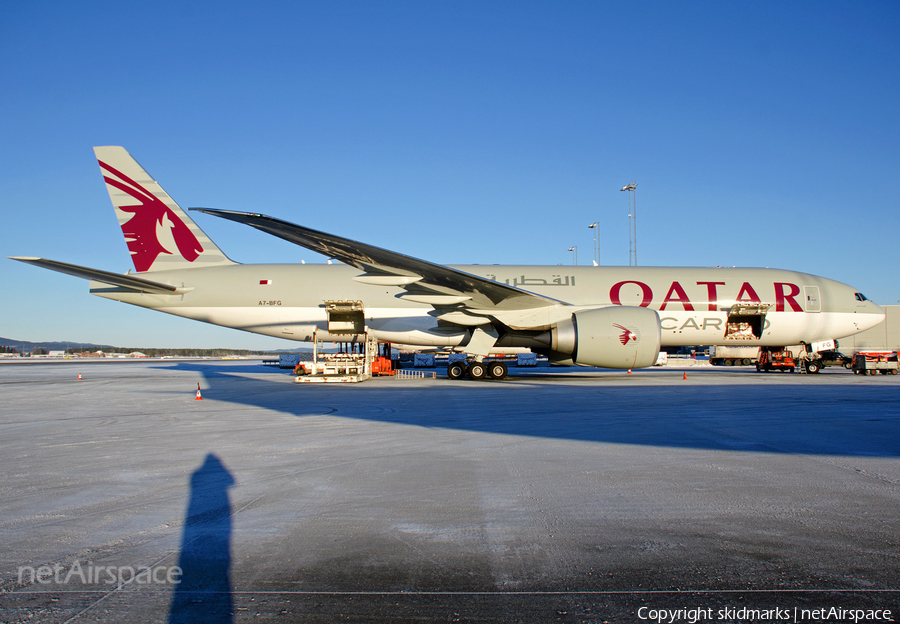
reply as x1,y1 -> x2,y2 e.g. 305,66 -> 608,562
2,1 -> 898,349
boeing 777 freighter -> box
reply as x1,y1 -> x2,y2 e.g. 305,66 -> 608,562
11,147 -> 885,379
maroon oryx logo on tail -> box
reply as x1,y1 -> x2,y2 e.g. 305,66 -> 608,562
613,324 -> 638,346
99,160 -> 203,272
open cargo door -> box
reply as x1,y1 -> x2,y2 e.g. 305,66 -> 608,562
724,303 -> 771,340
325,300 -> 366,335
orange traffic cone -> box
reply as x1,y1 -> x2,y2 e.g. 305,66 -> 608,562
77,373 -> 82,381
627,369 -> 632,374
195,383 -> 203,401
683,371 -> 688,380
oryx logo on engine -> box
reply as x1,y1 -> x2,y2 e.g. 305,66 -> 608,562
614,324 -> 638,346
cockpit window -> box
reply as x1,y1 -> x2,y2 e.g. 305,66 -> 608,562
855,293 -> 869,301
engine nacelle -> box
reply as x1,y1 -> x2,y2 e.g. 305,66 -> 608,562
545,306 -> 661,369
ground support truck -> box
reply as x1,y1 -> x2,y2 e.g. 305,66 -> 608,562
709,345 -> 758,366
756,347 -> 796,373
852,351 -> 899,375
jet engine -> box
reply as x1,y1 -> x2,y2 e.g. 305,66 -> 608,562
539,306 -> 661,369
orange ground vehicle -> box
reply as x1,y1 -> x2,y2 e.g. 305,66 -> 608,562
756,347 -> 795,373
371,355 -> 394,376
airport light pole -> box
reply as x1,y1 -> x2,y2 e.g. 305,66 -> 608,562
588,222 -> 599,266
568,246 -> 577,265
620,182 -> 637,266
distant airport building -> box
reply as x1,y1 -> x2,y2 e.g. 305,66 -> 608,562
838,305 -> 900,354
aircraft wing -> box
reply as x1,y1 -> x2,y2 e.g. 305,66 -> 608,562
9,257 -> 185,294
191,209 -> 563,312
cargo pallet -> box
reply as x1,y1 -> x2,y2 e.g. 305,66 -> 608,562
293,330 -> 385,383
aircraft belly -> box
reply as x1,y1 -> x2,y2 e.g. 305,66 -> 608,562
157,306 -> 465,345
142,301 -> 871,348
367,312 -> 468,346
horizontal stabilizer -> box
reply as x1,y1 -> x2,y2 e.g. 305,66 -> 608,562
10,257 -> 184,294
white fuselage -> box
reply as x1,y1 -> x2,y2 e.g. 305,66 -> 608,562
89,264 -> 885,349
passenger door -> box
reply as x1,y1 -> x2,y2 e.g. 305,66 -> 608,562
804,286 -> 821,313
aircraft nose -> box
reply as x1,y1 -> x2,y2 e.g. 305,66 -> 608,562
858,301 -> 886,332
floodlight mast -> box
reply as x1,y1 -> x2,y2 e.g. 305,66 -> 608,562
567,246 -> 577,265
588,222 -> 599,266
620,182 -> 637,266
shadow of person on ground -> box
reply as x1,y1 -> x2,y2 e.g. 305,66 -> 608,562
169,453 -> 236,624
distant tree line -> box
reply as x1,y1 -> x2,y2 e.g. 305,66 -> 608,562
3,344 -> 280,357
118,348 -> 274,358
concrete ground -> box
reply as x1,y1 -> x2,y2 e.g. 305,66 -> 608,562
0,361 -> 898,623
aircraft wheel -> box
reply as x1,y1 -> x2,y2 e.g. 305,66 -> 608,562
742,358 -> 752,366
488,361 -> 508,380
467,362 -> 488,380
447,362 -> 466,380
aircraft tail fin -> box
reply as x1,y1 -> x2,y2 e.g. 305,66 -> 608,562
93,146 -> 235,272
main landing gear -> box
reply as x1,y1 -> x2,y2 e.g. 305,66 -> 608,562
447,360 -> 508,381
